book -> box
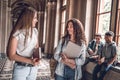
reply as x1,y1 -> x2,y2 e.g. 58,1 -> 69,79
33,47 -> 41,60
63,41 -> 82,58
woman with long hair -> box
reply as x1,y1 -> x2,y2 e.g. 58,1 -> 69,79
7,7 -> 39,80
54,18 -> 87,80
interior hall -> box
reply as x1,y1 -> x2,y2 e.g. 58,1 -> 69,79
0,0 -> 120,80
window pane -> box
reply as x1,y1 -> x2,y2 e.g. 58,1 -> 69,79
117,46 -> 120,61
62,0 -> 67,6
116,0 -> 120,61
61,23 -> 65,37
61,10 -> 66,23
98,13 -> 110,35
119,0 -> 120,9
99,0 -> 112,13
117,10 -> 120,61
61,10 -> 66,37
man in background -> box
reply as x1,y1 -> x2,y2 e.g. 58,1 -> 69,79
87,33 -> 104,62
92,31 -> 117,80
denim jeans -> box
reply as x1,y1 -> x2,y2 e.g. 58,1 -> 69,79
92,63 -> 112,80
55,73 -> 75,80
64,65 -> 75,80
55,74 -> 64,80
55,65 -> 75,80
12,63 -> 38,80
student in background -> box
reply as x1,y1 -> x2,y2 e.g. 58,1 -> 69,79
92,31 -> 117,80
87,33 -> 104,61
54,18 -> 87,80
7,7 -> 39,80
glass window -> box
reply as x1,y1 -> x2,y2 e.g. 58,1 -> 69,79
54,0 -> 67,47
97,13 -> 111,34
61,10 -> 66,37
60,0 -> 67,38
99,0 -> 112,13
96,0 -> 112,42
119,0 -> 120,8
115,0 -> 120,61
62,0 -> 67,6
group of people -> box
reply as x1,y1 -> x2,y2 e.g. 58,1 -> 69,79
87,31 -> 117,80
54,19 -> 117,80
6,6 -> 117,80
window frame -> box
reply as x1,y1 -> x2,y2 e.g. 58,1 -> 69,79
115,0 -> 120,63
115,2 -> 120,45
59,0 -> 67,38
96,0 -> 112,34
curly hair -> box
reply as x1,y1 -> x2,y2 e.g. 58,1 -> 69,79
63,18 -> 87,46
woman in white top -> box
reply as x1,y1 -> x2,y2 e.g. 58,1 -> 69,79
7,6 -> 39,80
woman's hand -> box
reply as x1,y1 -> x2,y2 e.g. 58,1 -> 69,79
61,53 -> 76,69
61,53 -> 67,60
61,53 -> 67,63
61,53 -> 70,63
61,58 -> 76,69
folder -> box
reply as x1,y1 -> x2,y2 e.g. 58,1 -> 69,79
33,47 -> 41,60
63,41 -> 82,58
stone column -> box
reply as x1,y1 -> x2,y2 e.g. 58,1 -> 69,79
85,0 -> 98,41
0,0 -> 10,53
38,11 -> 45,47
44,1 -> 57,58
6,7 -> 12,55
66,0 -> 98,42
66,0 -> 87,26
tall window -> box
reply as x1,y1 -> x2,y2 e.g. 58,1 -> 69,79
115,0 -> 120,61
62,0 -> 67,6
96,0 -> 112,38
54,0 -> 67,47
116,1 -> 120,45
60,0 -> 67,37
61,10 -> 66,37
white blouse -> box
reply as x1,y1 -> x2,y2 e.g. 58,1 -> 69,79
13,28 -> 38,57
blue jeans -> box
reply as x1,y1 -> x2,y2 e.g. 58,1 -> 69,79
92,63 -> 112,80
55,74 -> 64,80
55,74 -> 75,80
12,63 -> 38,80
55,65 -> 75,80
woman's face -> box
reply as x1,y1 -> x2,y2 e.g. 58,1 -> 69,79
32,12 -> 38,27
67,22 -> 74,36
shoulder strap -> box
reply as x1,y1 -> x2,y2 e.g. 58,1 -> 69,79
60,38 -> 65,52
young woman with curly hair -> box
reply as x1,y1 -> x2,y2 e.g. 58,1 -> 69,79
54,18 -> 87,80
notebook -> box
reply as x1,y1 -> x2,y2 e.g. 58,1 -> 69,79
33,47 -> 42,60
63,41 -> 82,58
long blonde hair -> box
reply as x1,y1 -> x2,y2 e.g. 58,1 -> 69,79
7,7 -> 37,56
11,7 -> 37,43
